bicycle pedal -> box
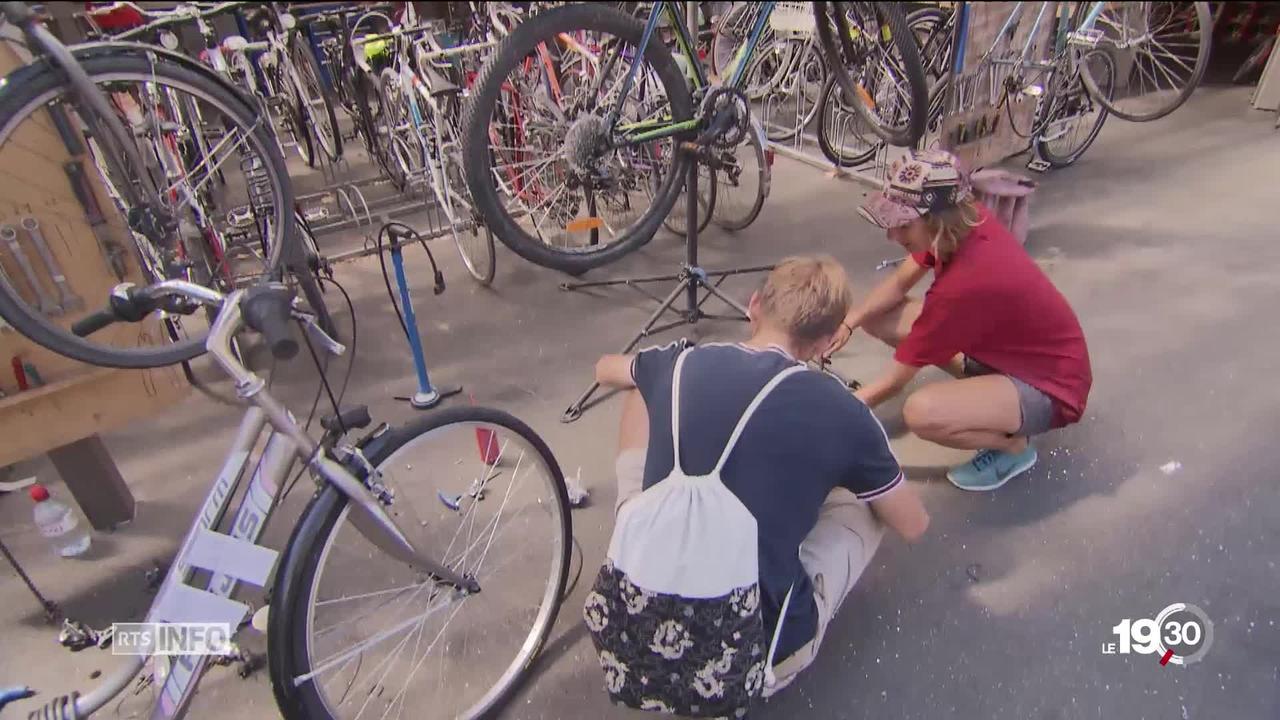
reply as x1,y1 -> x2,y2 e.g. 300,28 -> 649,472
1026,158 -> 1052,173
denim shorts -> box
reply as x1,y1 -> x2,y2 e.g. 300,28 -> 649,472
962,356 -> 1056,436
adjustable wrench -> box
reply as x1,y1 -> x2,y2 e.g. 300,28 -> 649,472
21,217 -> 83,312
1,224 -> 60,315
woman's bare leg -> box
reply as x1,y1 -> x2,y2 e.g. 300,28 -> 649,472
902,375 -> 1027,452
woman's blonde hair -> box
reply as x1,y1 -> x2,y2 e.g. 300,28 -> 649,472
925,197 -> 981,265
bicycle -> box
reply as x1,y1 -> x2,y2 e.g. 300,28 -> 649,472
815,6 -> 949,168
914,2 -> 1211,167
460,1 -> 927,275
75,2 -> 330,337
0,1 -> 297,369
351,9 -> 500,285
16,279 -> 570,720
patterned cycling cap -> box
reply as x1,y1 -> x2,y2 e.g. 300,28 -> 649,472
858,149 -> 973,229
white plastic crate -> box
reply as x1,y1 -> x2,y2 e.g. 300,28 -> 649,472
769,2 -> 815,35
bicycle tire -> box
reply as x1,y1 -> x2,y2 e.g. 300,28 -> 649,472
752,39 -> 826,143
662,162 -> 716,236
712,124 -> 769,231
1036,49 -> 1114,168
709,2 -> 757,80
815,1 -> 928,147
907,6 -> 952,86
290,34 -> 344,162
269,406 -> 571,720
815,76 -> 880,167
281,64 -> 318,168
461,3 -> 694,276
375,69 -> 412,191
1079,2 -> 1211,123
0,48 -> 295,369
456,223 -> 498,286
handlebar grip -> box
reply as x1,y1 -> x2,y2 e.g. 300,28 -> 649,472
71,308 -> 118,337
241,285 -> 299,360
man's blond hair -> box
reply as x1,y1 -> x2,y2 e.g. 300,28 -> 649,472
757,255 -> 852,347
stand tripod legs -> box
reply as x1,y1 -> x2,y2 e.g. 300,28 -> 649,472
560,139 -> 773,423
561,278 -> 691,423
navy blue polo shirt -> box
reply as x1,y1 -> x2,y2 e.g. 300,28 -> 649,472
631,341 -> 903,662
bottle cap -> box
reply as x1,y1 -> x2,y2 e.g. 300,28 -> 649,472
29,484 -> 50,502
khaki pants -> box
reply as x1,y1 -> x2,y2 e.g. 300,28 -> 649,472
614,450 -> 885,693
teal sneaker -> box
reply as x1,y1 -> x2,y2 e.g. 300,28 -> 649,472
947,446 -> 1038,491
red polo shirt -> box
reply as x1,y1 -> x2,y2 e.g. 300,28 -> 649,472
895,204 -> 1092,426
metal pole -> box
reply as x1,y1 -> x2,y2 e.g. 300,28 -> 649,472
0,537 -> 59,620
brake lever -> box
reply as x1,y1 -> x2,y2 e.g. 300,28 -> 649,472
296,312 -> 346,357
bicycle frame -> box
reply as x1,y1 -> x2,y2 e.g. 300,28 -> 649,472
986,1 -> 1119,71
608,0 -> 778,146
59,283 -> 474,720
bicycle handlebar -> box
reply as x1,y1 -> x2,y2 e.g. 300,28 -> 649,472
72,280 -> 225,337
72,280 -> 342,363
105,1 -> 245,41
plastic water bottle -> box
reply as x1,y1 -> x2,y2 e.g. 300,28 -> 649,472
30,484 -> 91,558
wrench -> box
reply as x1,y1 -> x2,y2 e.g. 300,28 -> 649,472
1,224 -> 60,315
21,217 -> 84,312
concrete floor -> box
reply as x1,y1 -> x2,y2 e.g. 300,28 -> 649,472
2,85 -> 1278,719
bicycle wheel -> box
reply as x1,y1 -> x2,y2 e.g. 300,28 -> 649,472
815,76 -> 881,167
1037,49 -> 1114,168
815,1 -> 928,147
709,2 -> 762,80
1078,2 -> 1211,122
375,69 -> 415,191
462,3 -> 695,275
662,161 -> 716,236
290,35 -> 344,162
905,6 -> 951,137
445,143 -> 498,285
907,6 -> 952,88
712,124 -> 768,231
751,39 -> 826,143
269,406 -> 571,720
0,47 -> 294,368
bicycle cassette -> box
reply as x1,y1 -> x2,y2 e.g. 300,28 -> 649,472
698,86 -> 751,148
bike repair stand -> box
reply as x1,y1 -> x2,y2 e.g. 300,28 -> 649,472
560,139 -> 774,423
386,225 -> 462,409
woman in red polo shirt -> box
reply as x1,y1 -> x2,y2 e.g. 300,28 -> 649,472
826,150 -> 1091,491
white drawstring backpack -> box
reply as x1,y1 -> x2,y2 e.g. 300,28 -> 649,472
585,349 -> 805,717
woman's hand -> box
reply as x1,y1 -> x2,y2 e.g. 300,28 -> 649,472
824,320 -> 857,359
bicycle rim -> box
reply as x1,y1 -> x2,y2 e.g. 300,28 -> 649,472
461,3 -> 694,274
662,160 -> 716,236
816,76 -> 881,167
819,1 -> 928,147
292,39 -> 343,161
454,224 -> 496,285
712,126 -> 768,231
0,52 -> 293,368
752,40 -> 827,143
1080,2 -> 1211,122
284,409 -> 570,720
1038,50 -> 1114,167
710,3 -> 760,80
